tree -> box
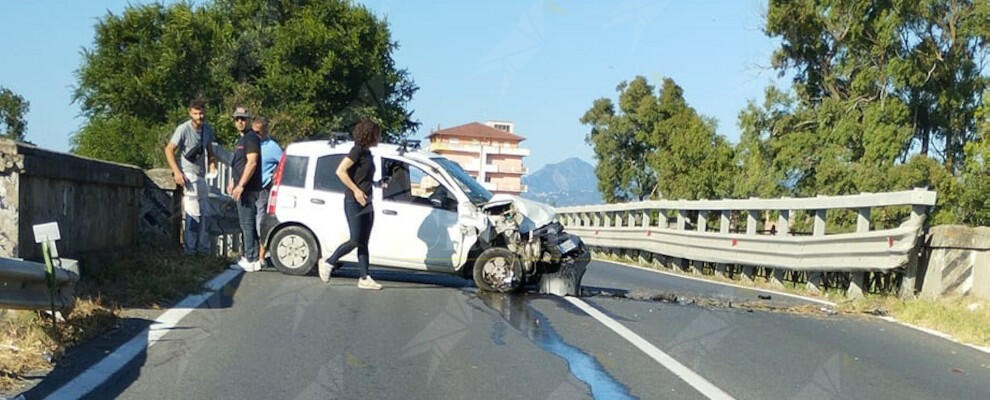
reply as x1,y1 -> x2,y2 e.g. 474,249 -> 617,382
733,86 -> 790,199
582,96 -> 655,203
765,0 -> 989,170
0,86 -> 29,141
582,76 -> 735,202
760,0 -> 989,224
647,78 -> 736,201
958,92 -> 990,225
71,0 -> 418,168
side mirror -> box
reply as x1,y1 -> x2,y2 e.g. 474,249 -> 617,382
429,187 -> 457,210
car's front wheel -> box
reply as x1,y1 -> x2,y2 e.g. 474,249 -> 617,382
270,226 -> 318,276
472,247 -> 522,293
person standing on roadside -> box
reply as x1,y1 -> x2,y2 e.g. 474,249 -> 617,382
253,116 -> 283,264
229,107 -> 264,271
321,118 -> 383,290
165,98 -> 215,256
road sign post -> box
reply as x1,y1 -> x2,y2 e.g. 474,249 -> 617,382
33,222 -> 62,337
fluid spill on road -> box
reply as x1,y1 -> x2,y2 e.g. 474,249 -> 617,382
477,292 -> 634,400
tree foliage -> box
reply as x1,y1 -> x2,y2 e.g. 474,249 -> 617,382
582,76 -> 735,201
583,1 -> 988,226
71,0 -> 418,168
0,86 -> 29,141
751,0 -> 989,224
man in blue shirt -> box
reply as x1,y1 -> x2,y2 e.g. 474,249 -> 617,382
253,116 -> 283,263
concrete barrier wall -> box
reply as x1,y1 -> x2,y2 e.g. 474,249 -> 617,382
0,139 -> 144,260
920,225 -> 990,301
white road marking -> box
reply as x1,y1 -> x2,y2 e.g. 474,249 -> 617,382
563,296 -> 735,400
44,269 -> 242,400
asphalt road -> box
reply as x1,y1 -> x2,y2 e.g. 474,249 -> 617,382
21,260 -> 990,399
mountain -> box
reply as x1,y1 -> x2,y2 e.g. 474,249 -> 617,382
521,158 -> 603,207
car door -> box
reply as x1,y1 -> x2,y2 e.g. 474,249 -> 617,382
370,157 -> 461,271
305,154 -> 352,262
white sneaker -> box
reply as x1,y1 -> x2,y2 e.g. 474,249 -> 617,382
230,257 -> 252,271
246,260 -> 262,272
318,260 -> 331,283
357,276 -> 382,290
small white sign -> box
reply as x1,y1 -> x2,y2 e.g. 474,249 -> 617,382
32,222 -> 61,243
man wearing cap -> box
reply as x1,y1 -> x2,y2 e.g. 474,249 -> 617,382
229,106 -> 263,271
165,98 -> 216,256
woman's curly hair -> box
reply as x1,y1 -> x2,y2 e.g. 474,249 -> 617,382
352,118 -> 381,148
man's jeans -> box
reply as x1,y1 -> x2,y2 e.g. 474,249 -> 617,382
256,188 -> 270,235
184,213 -> 211,255
237,190 -> 260,262
183,173 -> 211,255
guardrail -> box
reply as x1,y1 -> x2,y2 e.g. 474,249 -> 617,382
556,189 -> 937,298
0,257 -> 80,310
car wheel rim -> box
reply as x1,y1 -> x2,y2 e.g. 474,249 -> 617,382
483,256 -> 515,290
277,234 -> 310,268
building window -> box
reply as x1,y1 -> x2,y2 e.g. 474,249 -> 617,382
493,124 -> 510,132
485,176 -> 492,183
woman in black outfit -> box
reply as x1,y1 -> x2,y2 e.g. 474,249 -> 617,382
321,119 -> 382,290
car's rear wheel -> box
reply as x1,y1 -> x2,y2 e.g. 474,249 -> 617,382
473,247 -> 522,293
270,226 -> 318,276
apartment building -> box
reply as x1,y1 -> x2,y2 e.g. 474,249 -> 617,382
426,121 -> 530,195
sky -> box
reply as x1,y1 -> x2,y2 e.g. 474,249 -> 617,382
0,0 -> 783,172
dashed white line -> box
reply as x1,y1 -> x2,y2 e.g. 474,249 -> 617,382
43,269 -> 242,400
563,296 -> 736,400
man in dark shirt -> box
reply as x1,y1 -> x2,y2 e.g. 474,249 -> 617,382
228,107 -> 264,271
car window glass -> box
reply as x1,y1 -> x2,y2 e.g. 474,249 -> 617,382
383,159 -> 455,210
315,154 -> 346,192
280,155 -> 308,188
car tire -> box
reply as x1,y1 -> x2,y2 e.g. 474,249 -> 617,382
270,226 -> 318,276
473,247 -> 522,293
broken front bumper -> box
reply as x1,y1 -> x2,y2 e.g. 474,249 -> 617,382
538,234 -> 590,297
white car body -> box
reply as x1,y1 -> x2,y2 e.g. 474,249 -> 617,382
261,138 -> 589,295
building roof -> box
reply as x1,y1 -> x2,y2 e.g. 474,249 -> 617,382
427,122 -> 525,142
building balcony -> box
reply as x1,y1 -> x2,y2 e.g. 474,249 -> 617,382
491,147 -> 530,157
462,162 -> 499,173
494,166 -> 528,174
495,184 -> 527,193
480,182 -> 526,193
429,142 -> 530,157
429,142 -> 483,154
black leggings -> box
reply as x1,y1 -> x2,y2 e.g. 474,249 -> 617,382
327,196 -> 374,277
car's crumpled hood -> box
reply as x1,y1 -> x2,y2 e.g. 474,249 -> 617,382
482,194 -> 556,233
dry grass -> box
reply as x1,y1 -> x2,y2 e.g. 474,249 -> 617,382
0,247 -> 228,393
838,296 -> 990,347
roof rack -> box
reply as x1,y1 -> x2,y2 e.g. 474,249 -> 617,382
328,132 -> 350,148
398,139 -> 421,155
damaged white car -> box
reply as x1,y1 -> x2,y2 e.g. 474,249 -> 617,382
260,138 -> 589,296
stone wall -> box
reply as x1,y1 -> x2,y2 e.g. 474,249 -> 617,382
0,139 -> 145,261
0,140 -> 22,257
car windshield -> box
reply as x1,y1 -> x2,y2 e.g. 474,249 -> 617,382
433,157 -> 493,204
